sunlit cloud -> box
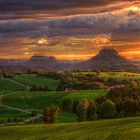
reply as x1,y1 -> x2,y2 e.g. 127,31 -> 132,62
0,0 -> 140,60
37,38 -> 48,45
92,34 -> 111,44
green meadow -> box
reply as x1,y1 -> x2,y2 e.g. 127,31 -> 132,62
1,90 -> 107,109
12,74 -> 59,90
0,72 -> 140,140
73,71 -> 140,80
0,117 -> 140,140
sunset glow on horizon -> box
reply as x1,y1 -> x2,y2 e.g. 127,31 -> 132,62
0,0 -> 140,60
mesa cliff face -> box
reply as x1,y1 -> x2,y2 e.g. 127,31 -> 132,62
27,55 -> 60,68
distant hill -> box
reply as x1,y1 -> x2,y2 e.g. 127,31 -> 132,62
0,48 -> 139,72
76,48 -> 139,71
27,55 -> 60,69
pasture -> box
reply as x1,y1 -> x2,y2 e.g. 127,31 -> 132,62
0,117 -> 140,140
0,78 -> 26,92
12,74 -> 59,90
73,71 -> 140,80
1,90 -> 107,109
0,72 -> 140,125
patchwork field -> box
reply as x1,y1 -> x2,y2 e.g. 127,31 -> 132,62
0,78 -> 26,92
0,90 -> 106,123
0,117 -> 140,140
12,74 -> 59,90
1,90 -> 107,109
0,72 -> 140,139
73,72 -> 140,80
0,107 -> 29,120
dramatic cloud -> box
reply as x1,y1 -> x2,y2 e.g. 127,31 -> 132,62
0,0 -> 140,60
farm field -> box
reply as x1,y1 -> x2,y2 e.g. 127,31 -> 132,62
0,72 -> 140,131
0,117 -> 140,140
0,107 -> 29,120
1,90 -> 107,109
0,90 -> 106,123
73,72 -> 140,80
0,78 -> 26,92
12,74 -> 59,90
0,73 -> 107,123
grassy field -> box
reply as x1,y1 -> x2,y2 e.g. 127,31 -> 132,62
0,72 -> 140,132
12,74 -> 59,90
0,78 -> 26,92
73,72 -> 140,80
0,90 -> 106,123
0,117 -> 140,140
1,90 -> 107,109
0,107 -> 29,120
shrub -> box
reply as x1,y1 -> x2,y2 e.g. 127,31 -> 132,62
87,100 -> 97,121
62,99 -> 73,112
72,99 -> 80,113
31,110 -> 37,117
100,99 -> 116,118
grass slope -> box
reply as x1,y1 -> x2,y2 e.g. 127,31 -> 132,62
0,107 -> 29,120
0,117 -> 140,140
0,78 -> 26,92
73,72 -> 140,80
12,74 -> 59,90
1,90 -> 107,109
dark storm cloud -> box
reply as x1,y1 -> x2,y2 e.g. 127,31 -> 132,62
0,9 -> 140,39
0,0 -> 138,20
0,0 -> 123,12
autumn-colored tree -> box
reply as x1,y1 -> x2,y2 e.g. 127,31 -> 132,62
76,99 -> 89,121
43,105 -> 59,123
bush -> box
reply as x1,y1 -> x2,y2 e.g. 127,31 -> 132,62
72,99 -> 80,113
100,99 -> 116,119
62,99 -> 73,112
87,100 -> 97,121
30,85 -> 48,91
31,110 -> 37,117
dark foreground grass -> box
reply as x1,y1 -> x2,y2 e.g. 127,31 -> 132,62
0,107 -> 29,120
1,117 -> 140,140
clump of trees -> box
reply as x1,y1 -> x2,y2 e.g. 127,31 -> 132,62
0,117 -> 24,124
60,82 -> 140,122
0,69 -> 14,78
43,105 -> 59,123
98,99 -> 116,118
30,85 -> 48,91
57,80 -> 106,91
39,72 -> 62,80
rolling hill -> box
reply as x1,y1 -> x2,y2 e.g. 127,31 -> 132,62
0,117 -> 140,140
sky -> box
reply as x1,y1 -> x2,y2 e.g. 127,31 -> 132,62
0,0 -> 140,60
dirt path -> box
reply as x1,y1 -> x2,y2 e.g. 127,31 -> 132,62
0,90 -> 42,123
5,78 -> 30,90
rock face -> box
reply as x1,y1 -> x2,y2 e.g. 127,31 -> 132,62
27,55 -> 60,68
78,48 -> 138,71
